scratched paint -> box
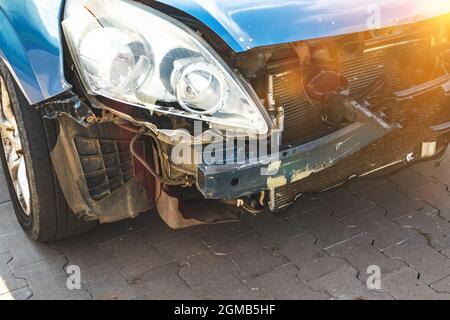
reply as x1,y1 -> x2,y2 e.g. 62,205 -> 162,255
267,175 -> 287,189
291,169 -> 314,183
266,160 -> 282,175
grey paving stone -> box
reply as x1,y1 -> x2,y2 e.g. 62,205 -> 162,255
382,267 -> 450,300
240,213 -> 307,247
176,250 -> 260,300
0,171 -> 10,204
248,263 -> 330,300
343,208 -> 417,251
155,232 -> 209,264
397,207 -> 450,251
213,232 -> 287,279
431,275 -> 450,294
0,231 -> 62,270
384,236 -> 450,285
282,197 -> 324,218
278,233 -> 347,282
101,231 -> 171,280
1,159 -> 450,300
60,291 -> 93,300
441,247 -> 450,258
14,256 -> 90,300
389,169 -> 435,194
83,259 -> 139,300
0,287 -> 32,300
327,235 -> 406,282
357,181 -> 425,220
348,179 -> 388,194
144,213 -> 196,246
288,206 -> 361,250
53,231 -> 116,270
93,211 -> 154,244
409,184 -> 450,222
0,202 -> 21,236
414,160 -> 450,187
131,263 -> 198,300
197,273 -> 268,300
0,251 -> 28,295
320,189 -> 373,220
199,222 -> 252,247
308,265 -> 392,300
179,251 -> 239,289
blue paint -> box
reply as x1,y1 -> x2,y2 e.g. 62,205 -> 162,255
157,0 -> 450,52
0,0 -> 69,105
1,0 -> 449,104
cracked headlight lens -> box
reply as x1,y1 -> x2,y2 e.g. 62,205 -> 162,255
63,0 -> 269,134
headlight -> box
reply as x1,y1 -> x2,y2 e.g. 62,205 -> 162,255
62,0 -> 269,134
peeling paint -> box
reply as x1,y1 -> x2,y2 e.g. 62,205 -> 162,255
291,169 -> 314,183
198,121 -> 393,199
266,161 -> 282,175
291,161 -> 334,184
267,175 -> 287,189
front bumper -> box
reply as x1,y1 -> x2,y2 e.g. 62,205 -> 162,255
197,121 -> 394,200
197,70 -> 450,201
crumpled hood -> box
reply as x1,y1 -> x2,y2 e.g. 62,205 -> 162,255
158,0 -> 450,52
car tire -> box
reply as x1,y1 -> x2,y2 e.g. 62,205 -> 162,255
0,59 -> 96,241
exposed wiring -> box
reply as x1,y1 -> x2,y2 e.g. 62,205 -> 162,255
242,204 -> 265,215
130,129 -> 162,183
300,64 -> 325,118
290,43 -> 329,123
116,121 -> 140,134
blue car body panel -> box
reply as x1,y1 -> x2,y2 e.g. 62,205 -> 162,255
0,0 -> 449,104
158,0 -> 450,52
0,0 -> 69,105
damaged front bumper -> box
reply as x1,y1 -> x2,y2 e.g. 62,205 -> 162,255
38,11 -> 450,225
197,121 -> 394,200
197,74 -> 450,205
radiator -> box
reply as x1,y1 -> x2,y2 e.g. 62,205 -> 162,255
270,31 -> 450,210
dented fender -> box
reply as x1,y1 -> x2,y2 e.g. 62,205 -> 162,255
0,0 -> 70,105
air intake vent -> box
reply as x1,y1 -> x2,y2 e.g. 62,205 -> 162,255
74,137 -> 143,201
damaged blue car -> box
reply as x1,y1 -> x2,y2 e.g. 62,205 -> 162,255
1,0 -> 450,241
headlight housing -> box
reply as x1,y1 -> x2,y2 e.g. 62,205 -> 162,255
63,0 -> 269,134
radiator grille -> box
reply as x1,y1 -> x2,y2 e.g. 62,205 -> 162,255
274,126 -> 439,210
74,137 -> 142,201
273,39 -> 447,144
271,35 -> 450,210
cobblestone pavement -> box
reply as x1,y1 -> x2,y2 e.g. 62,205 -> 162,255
1,150 -> 450,300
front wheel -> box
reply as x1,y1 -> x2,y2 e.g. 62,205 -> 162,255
0,60 -> 96,241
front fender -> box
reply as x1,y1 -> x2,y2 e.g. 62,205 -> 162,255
0,0 -> 70,105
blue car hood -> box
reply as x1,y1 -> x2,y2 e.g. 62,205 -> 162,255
2,0 -> 449,105
159,0 -> 450,52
